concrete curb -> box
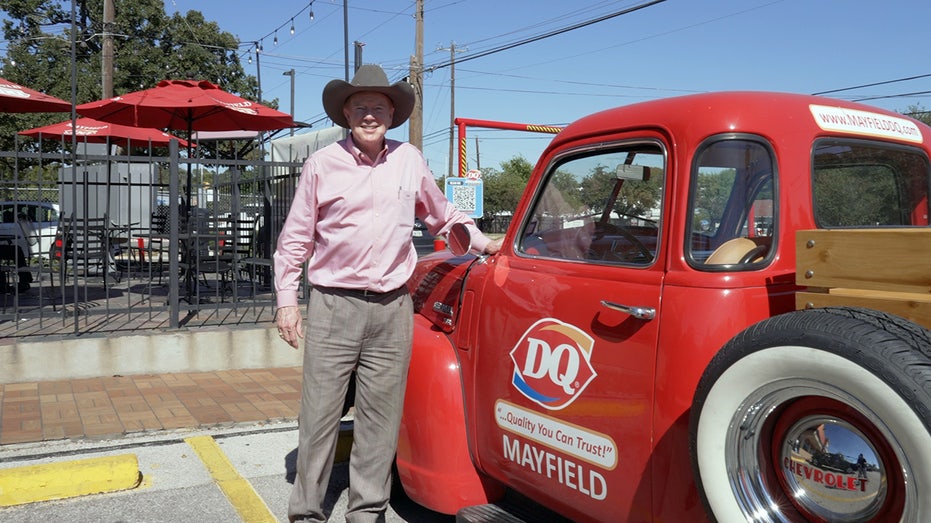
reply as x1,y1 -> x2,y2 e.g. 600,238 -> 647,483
0,453 -> 141,507
0,326 -> 302,383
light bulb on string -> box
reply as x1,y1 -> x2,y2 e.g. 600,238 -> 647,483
274,31 -> 278,46
309,3 -> 315,21
290,18 -> 295,35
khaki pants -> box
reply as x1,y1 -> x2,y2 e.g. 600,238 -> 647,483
288,286 -> 413,523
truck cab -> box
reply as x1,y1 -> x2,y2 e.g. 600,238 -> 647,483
399,92 -> 931,522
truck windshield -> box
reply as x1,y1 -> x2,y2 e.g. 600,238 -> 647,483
812,139 -> 930,227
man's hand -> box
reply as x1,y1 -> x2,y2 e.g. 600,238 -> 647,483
483,238 -> 503,255
275,305 -> 304,349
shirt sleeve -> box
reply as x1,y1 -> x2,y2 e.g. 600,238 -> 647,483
274,157 -> 318,308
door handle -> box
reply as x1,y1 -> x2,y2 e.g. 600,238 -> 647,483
600,300 -> 655,320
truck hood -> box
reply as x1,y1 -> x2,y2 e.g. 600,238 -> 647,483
406,251 -> 478,333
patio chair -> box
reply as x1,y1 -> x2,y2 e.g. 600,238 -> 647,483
228,214 -> 257,283
180,216 -> 234,301
240,212 -> 275,291
57,214 -> 120,286
143,212 -> 170,284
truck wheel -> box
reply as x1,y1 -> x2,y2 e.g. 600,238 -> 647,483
689,307 -> 931,522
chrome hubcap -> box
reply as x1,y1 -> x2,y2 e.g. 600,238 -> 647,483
779,416 -> 885,521
725,380 -> 911,522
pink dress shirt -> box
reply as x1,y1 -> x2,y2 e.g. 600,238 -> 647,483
274,135 -> 490,308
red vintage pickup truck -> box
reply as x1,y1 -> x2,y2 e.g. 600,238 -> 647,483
398,91 -> 931,522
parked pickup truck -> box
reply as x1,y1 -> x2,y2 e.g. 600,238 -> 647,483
398,91 -> 931,522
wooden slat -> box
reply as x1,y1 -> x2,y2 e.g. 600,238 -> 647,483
796,229 -> 931,295
796,291 -> 931,330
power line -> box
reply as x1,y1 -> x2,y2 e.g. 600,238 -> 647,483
812,73 -> 931,96
852,90 -> 931,103
424,0 -> 666,73
450,83 -> 660,99
454,67 -> 701,96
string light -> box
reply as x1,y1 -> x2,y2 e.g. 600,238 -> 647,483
240,1 -> 313,64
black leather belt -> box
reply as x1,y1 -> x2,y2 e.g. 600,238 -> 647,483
316,286 -> 404,299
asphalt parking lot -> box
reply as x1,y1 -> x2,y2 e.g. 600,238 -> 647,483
0,421 -> 454,523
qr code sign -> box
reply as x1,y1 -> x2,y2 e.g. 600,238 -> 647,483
452,185 -> 477,212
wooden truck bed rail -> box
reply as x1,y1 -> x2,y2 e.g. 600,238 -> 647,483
796,229 -> 931,330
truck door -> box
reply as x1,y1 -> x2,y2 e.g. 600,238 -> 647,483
466,138 -> 668,521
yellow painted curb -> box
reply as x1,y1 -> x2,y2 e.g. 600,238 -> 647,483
186,435 -> 277,523
0,454 -> 141,507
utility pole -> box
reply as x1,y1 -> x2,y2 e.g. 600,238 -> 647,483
353,41 -> 364,73
101,0 -> 114,98
439,42 -> 465,177
254,43 -> 262,103
342,0 -> 349,139
343,0 -> 350,81
282,69 -> 295,136
408,0 -> 424,150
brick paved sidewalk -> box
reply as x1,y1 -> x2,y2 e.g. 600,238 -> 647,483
0,367 -> 302,445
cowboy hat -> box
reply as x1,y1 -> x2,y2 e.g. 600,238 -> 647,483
322,64 -> 415,129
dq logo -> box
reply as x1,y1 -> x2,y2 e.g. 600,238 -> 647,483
510,318 -> 597,410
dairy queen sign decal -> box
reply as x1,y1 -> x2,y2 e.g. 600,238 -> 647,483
510,318 -> 597,410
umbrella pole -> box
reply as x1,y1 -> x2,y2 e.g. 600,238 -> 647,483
105,138 -> 112,220
185,120 -> 193,230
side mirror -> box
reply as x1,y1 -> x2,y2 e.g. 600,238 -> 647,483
447,223 -> 471,256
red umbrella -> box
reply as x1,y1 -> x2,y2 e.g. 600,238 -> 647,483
75,79 -> 293,132
0,77 -> 71,113
19,117 -> 191,148
77,79 -> 292,215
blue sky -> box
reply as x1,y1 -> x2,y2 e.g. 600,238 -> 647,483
166,0 -> 931,174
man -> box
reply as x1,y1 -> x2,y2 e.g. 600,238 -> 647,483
274,64 -> 501,523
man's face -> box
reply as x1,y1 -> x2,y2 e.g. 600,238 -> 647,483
343,92 -> 394,150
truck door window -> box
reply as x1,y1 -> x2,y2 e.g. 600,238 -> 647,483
518,141 -> 665,265
688,136 -> 776,268
812,139 -> 930,227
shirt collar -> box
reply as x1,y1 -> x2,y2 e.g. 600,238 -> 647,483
345,134 -> 392,166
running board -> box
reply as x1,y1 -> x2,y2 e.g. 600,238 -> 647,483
456,504 -> 529,523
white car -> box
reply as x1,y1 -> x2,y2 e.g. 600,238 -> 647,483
0,201 -> 61,261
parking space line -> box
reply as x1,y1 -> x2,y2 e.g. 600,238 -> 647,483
0,454 -> 141,507
185,435 -> 277,523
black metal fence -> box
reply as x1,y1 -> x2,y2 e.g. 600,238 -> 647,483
0,138 -> 304,336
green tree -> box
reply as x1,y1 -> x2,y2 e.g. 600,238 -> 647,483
482,155 -> 533,217
692,168 -> 735,231
0,0 -> 262,161
905,103 -> 931,127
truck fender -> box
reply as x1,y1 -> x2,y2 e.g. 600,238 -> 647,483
396,315 -> 505,514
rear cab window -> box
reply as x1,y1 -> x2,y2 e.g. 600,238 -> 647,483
812,139 -> 930,227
